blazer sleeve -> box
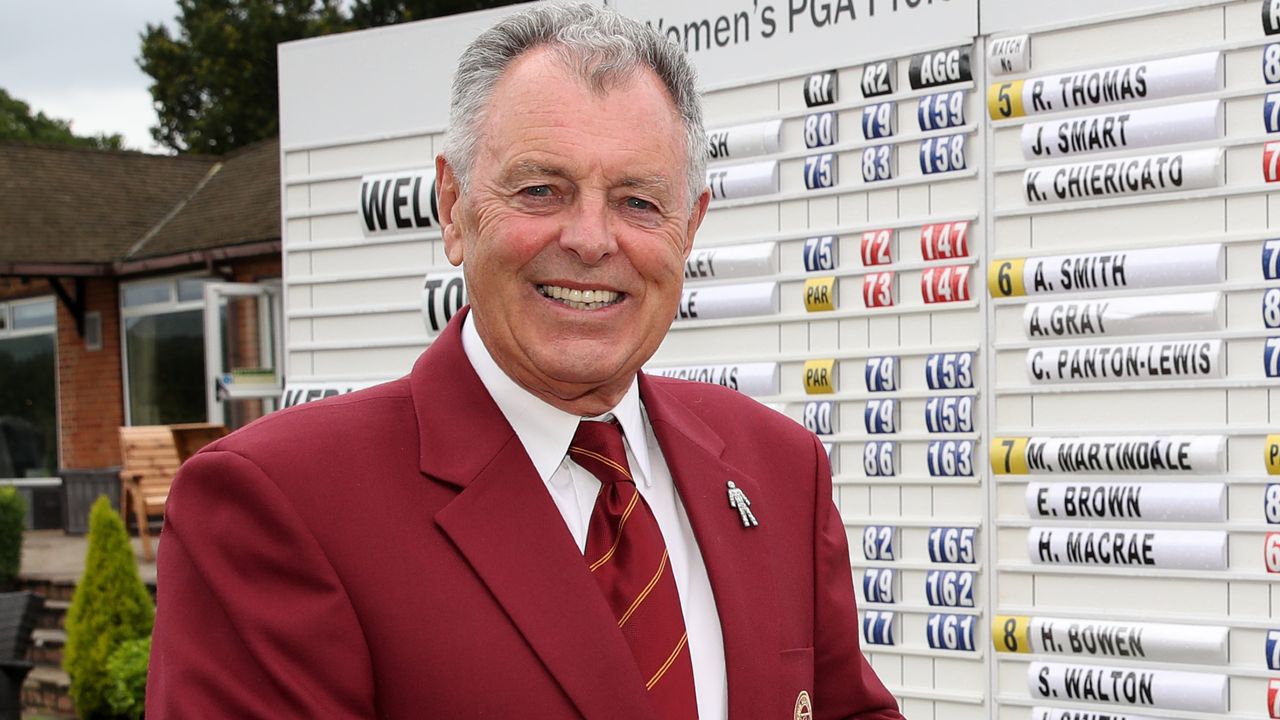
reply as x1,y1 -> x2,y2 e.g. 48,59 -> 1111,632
146,449 -> 376,719
810,434 -> 906,720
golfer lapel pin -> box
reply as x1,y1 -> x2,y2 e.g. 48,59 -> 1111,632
726,481 -> 758,527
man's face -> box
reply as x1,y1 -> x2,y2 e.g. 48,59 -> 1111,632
437,48 -> 709,414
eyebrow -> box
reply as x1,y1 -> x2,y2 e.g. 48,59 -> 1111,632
504,160 -> 567,183
619,175 -> 673,196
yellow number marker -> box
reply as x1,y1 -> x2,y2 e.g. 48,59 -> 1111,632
987,259 -> 1026,297
804,359 -> 837,395
993,615 -> 1031,653
991,437 -> 1030,475
986,80 -> 1025,119
804,277 -> 837,312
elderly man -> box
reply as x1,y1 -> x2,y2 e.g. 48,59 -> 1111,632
148,4 -> 903,719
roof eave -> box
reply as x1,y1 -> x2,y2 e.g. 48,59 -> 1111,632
0,239 -> 281,279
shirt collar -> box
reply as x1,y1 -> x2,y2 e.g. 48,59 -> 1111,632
460,314 -> 652,487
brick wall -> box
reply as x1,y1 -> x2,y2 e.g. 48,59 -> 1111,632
0,277 -> 51,301
13,255 -> 281,470
56,278 -> 122,469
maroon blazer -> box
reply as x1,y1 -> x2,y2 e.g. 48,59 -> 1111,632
148,310 -> 902,719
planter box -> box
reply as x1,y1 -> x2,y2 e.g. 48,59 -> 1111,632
58,468 -> 120,535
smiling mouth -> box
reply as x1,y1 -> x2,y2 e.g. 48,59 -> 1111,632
538,284 -> 624,310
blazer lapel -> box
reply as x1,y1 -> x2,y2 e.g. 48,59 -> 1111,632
413,310 -> 657,720
640,375 -> 784,718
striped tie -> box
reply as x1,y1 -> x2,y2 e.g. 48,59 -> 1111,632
570,420 -> 698,719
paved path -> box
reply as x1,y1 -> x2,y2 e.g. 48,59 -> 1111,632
19,530 -> 157,585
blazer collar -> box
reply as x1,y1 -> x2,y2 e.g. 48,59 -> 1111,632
640,374 -> 784,718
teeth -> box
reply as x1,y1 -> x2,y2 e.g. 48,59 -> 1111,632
539,285 -> 621,310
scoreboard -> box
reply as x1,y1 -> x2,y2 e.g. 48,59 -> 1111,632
277,1 -> 1280,717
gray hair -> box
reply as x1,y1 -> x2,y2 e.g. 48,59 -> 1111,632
442,2 -> 707,211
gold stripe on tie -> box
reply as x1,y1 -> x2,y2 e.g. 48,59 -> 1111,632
646,632 -> 689,690
569,446 -> 634,481
588,491 -> 641,572
618,549 -> 668,628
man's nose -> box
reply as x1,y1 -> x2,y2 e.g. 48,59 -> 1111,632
559,194 -> 617,265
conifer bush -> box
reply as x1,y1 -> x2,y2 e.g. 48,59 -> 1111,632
106,636 -> 151,719
0,487 -> 25,589
64,496 -> 155,718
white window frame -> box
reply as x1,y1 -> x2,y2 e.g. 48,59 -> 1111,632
118,273 -> 213,426
0,295 -> 59,479
0,296 -> 57,339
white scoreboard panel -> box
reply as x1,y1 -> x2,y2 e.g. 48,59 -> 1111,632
986,2 -> 1280,720
277,1 -> 1280,718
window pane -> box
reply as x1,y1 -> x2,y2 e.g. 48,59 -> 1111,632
0,334 -> 57,478
12,299 -> 55,330
177,277 -> 212,303
122,280 -> 171,308
126,310 -> 206,425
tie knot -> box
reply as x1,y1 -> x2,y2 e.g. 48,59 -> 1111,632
569,420 -> 633,485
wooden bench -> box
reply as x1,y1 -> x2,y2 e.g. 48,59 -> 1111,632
0,591 -> 42,720
118,423 -> 228,562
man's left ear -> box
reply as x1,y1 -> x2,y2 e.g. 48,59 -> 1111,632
436,154 -> 466,266
683,188 -> 711,260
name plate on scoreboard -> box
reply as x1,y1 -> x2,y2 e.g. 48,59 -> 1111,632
1004,616 -> 1228,665
1023,292 -> 1222,339
646,362 -> 778,397
993,435 -> 1225,475
359,168 -> 439,236
1027,339 -> 1222,383
675,282 -> 777,321
707,160 -> 778,201
1033,708 -> 1162,720
684,242 -> 777,281
706,119 -> 782,161
1023,148 -> 1221,204
281,382 -> 367,407
990,243 -> 1223,298
1021,100 -> 1221,160
990,51 -> 1222,119
989,34 -> 1029,75
1028,528 -> 1228,570
421,270 -> 467,337
1027,662 -> 1227,713
1027,482 -> 1226,522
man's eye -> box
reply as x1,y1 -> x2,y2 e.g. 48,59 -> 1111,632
523,185 -> 553,197
625,197 -> 656,211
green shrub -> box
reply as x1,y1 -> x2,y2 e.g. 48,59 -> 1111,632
106,636 -> 150,719
0,487 -> 25,589
64,497 -> 155,718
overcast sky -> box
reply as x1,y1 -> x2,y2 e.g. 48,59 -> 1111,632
0,0 -> 180,153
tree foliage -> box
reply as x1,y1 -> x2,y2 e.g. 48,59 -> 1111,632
0,488 -> 26,590
140,0 -> 530,155
347,0 -> 529,28
106,636 -> 152,720
64,497 -> 155,718
0,89 -> 124,150
139,0 -> 347,155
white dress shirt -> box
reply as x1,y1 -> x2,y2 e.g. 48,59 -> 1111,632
462,316 -> 727,719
